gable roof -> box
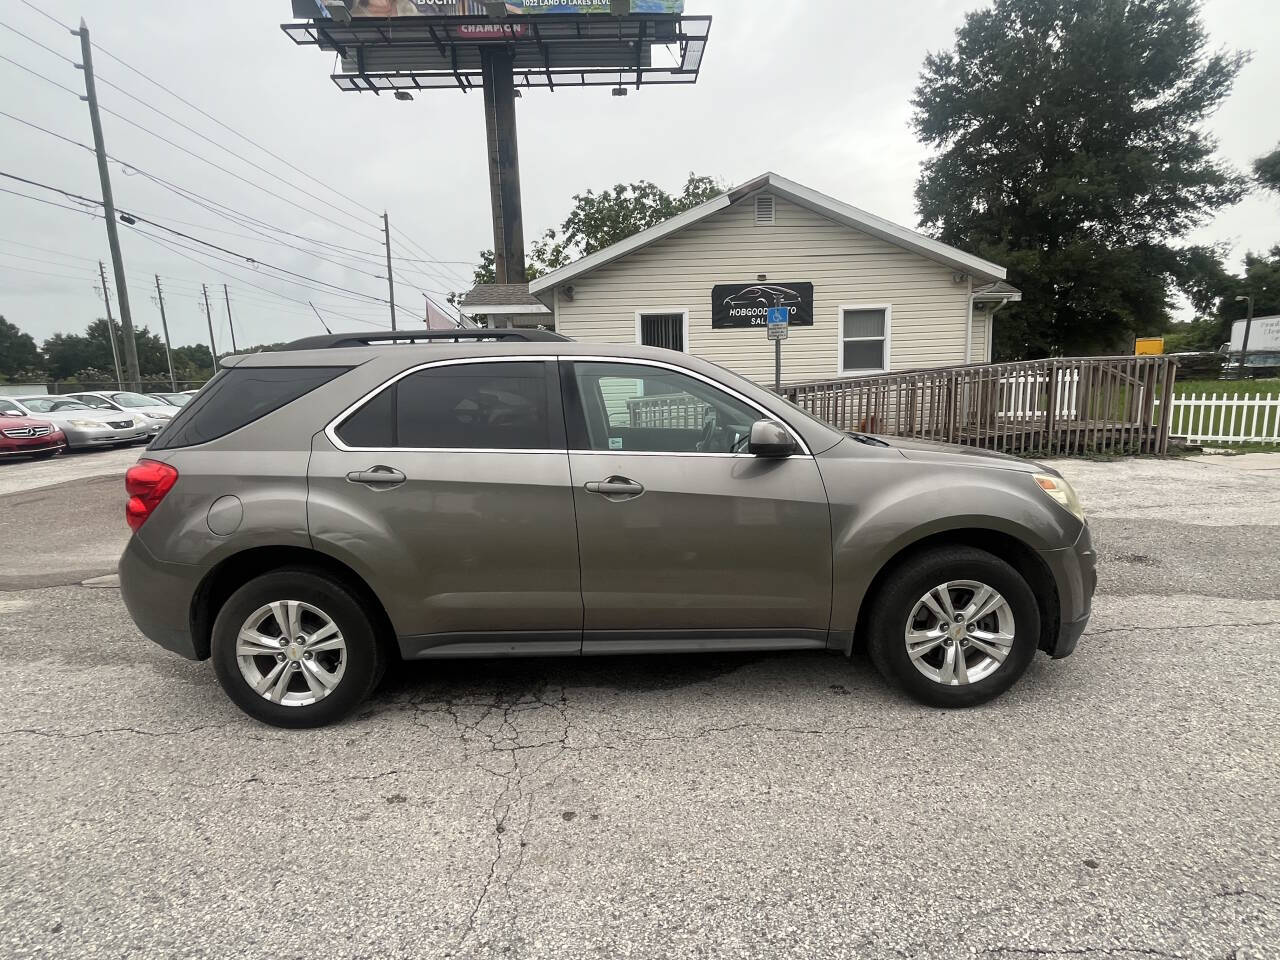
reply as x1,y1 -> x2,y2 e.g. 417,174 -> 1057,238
529,172 -> 1007,302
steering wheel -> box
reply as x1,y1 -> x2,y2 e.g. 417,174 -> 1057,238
696,408 -> 719,453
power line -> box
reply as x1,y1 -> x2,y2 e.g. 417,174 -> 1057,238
0,19 -> 74,64
4,21 -> 475,297
0,170 -> 396,305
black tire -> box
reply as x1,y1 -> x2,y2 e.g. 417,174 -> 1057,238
866,546 -> 1040,708
211,568 -> 385,729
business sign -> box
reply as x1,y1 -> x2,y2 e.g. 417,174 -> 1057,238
712,282 -> 814,330
328,0 -> 682,17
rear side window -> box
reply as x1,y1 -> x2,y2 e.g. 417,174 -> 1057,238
152,367 -> 348,450
335,362 -> 555,451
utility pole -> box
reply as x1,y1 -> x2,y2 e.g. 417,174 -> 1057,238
1235,295 -> 1255,381
308,302 -> 332,334
201,284 -> 218,379
481,48 -> 525,284
154,275 -> 176,391
77,19 -> 140,391
383,212 -> 397,331
223,284 -> 239,353
97,260 -> 123,388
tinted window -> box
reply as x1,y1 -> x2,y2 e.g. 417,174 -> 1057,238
152,367 -> 347,450
568,362 -> 762,454
335,362 -> 552,451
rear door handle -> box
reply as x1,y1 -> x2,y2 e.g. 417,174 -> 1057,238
346,466 -> 407,488
585,476 -> 645,499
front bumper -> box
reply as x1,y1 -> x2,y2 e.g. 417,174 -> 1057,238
0,434 -> 67,457
1038,522 -> 1097,659
61,423 -> 150,448
119,535 -> 204,660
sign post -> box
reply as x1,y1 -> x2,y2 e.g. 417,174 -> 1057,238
767,306 -> 789,392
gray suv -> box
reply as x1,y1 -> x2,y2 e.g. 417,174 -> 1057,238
119,331 -> 1095,728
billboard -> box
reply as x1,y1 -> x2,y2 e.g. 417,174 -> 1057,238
328,1 -> 683,16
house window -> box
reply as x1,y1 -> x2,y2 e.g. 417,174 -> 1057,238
636,312 -> 686,352
839,306 -> 890,373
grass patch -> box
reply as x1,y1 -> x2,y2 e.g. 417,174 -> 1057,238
1174,378 -> 1280,397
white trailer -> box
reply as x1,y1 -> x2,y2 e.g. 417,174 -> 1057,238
1222,316 -> 1280,368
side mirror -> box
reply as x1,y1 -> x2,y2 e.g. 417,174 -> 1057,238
748,419 -> 798,458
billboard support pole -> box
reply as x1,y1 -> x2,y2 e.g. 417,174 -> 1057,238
78,21 -> 141,392
481,48 -> 525,284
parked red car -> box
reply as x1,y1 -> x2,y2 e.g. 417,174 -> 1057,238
0,415 -> 67,460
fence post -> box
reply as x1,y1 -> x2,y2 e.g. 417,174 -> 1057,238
1043,361 -> 1059,455
1155,357 -> 1177,455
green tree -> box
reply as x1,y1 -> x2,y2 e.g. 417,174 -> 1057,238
0,316 -> 41,378
1255,146 -> 1280,194
913,0 -> 1248,360
460,173 -> 722,294
42,320 -> 173,380
1164,246 -> 1280,352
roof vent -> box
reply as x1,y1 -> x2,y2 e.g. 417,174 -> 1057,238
755,195 -> 775,226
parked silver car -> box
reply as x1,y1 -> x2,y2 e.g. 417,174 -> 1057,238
119,330 -> 1095,728
64,391 -> 176,437
3,396 -> 150,449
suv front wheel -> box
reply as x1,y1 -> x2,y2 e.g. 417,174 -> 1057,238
867,546 -> 1040,708
211,569 -> 385,728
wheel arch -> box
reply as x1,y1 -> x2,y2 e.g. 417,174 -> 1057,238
188,545 -> 398,662
846,527 -> 1060,657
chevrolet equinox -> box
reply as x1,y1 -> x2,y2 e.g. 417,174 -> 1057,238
119,330 -> 1096,728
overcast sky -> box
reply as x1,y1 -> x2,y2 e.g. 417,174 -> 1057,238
1,0 -> 1277,352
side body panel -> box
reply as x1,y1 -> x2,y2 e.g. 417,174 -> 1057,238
308,435 -> 583,654
817,439 -> 1084,649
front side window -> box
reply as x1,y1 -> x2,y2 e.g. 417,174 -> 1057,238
568,362 -> 762,454
336,361 -> 554,451
840,307 -> 889,373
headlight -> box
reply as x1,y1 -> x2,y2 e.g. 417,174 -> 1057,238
1034,473 -> 1085,522
68,418 -> 104,429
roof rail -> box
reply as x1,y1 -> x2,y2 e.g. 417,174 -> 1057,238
281,329 -> 572,351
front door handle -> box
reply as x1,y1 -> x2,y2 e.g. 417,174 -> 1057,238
585,476 -> 645,500
346,465 -> 407,488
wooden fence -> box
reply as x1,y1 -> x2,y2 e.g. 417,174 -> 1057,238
781,356 -> 1179,456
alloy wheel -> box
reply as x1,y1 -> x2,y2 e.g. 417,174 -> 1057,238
235,600 -> 347,707
903,580 -> 1015,686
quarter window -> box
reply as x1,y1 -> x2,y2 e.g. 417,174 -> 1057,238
336,362 -> 554,451
840,307 -> 889,373
568,362 -> 762,454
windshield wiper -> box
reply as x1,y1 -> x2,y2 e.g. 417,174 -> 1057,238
846,432 -> 890,447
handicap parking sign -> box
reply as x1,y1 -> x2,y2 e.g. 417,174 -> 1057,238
767,306 -> 790,340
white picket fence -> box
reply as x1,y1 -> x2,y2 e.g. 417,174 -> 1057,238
1157,392 -> 1280,445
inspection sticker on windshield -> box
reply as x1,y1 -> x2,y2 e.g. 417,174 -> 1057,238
609,437 -> 624,450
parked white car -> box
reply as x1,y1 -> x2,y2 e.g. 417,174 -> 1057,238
3,396 -> 150,449
64,391 -> 178,437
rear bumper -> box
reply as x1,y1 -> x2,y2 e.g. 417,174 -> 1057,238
118,536 -> 204,660
1038,523 -> 1097,659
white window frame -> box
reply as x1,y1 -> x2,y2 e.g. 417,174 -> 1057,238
634,308 -> 690,353
836,303 -> 892,375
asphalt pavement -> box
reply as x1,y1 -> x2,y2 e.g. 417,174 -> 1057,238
0,451 -> 1277,959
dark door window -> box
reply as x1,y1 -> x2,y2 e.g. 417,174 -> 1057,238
638,313 -> 685,352
335,361 -> 558,451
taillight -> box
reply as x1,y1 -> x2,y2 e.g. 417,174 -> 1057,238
125,459 -> 179,533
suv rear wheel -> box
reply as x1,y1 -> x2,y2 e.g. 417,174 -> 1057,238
866,546 -> 1040,708
210,569 -> 385,728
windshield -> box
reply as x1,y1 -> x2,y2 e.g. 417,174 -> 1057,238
109,393 -> 156,408
19,398 -> 92,413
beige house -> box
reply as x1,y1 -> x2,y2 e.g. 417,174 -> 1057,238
529,172 -> 1020,385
